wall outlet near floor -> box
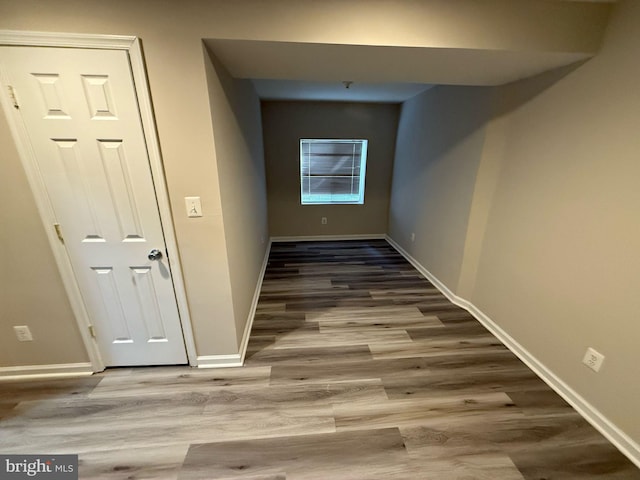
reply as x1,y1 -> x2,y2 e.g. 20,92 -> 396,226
321,217 -> 327,225
582,347 -> 605,372
14,325 -> 33,342
411,232 -> 415,242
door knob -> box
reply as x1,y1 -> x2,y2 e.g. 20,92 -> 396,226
148,249 -> 163,261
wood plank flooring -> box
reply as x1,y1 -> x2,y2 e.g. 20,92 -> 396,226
1,239 -> 638,479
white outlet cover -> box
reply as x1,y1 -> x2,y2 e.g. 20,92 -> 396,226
582,347 -> 605,372
14,325 -> 33,342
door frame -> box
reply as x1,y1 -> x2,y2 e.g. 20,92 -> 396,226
0,30 -> 198,371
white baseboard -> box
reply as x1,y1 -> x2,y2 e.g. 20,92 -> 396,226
196,354 -> 243,368
384,236 -> 459,304
385,234 -> 640,469
238,239 -> 272,365
464,301 -> 640,468
271,234 -> 386,242
197,240 -> 272,369
0,362 -> 94,381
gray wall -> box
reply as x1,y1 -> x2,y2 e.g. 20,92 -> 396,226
204,48 -> 269,347
262,101 -> 399,237
388,86 -> 494,289
0,110 -> 88,366
388,0 -> 640,448
471,0 -> 640,444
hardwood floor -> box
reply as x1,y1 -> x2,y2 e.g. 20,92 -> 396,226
1,239 -> 638,479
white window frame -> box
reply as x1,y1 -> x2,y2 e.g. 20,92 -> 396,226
299,138 -> 368,205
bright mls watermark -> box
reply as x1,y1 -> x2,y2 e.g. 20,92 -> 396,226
0,456 -> 77,480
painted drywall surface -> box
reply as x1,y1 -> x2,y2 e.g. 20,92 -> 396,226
204,46 -> 269,346
471,0 -> 640,443
0,0 -> 610,53
0,110 -> 88,366
262,101 -> 399,237
388,86 -> 493,289
456,92 -> 510,299
0,0 -> 611,365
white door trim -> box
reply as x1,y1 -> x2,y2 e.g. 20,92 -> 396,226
0,30 -> 198,370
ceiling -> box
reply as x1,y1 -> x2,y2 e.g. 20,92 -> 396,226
206,39 -> 592,103
251,80 -> 434,103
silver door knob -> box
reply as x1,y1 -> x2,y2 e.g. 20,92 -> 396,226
148,249 -> 163,261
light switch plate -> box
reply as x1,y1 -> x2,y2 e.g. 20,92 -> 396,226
185,196 -> 202,217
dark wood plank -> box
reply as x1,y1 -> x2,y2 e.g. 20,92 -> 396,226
180,428 -> 418,480
511,442 -> 640,480
0,376 -> 101,402
270,357 -> 430,385
244,344 -> 373,366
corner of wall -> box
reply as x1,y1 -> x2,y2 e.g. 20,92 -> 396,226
456,88 -> 509,299
202,41 -> 270,362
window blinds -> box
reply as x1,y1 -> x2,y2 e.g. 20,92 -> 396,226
300,139 -> 368,205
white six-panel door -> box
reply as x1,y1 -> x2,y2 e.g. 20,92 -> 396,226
0,46 -> 187,366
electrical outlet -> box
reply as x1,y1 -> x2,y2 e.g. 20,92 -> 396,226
321,217 -> 327,225
14,325 -> 33,342
582,347 -> 605,372
411,233 -> 415,242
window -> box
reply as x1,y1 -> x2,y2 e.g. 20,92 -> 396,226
300,139 -> 368,205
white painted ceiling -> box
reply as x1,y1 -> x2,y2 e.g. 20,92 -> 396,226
207,40 -> 590,86
206,39 -> 591,103
251,79 -> 434,103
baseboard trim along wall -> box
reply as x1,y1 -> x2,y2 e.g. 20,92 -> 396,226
385,235 -> 640,469
271,234 -> 386,242
238,239 -> 272,365
197,239 -> 273,369
0,362 -> 94,381
196,354 -> 243,368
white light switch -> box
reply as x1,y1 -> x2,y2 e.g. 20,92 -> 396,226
185,196 -> 203,217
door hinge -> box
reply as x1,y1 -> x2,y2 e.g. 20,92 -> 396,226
7,85 -> 19,109
53,223 -> 64,243
88,325 -> 97,339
